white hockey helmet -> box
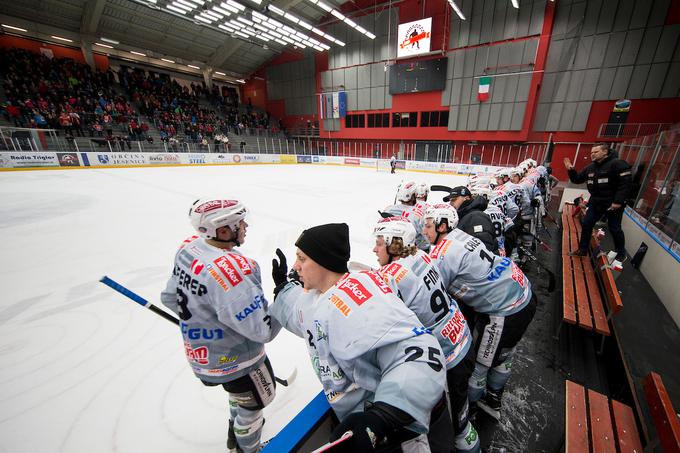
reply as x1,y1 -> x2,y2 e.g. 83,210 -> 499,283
424,203 -> 459,229
396,181 -> 418,202
495,168 -> 510,179
509,167 -> 523,177
373,216 -> 417,247
470,185 -> 492,199
527,159 -> 537,167
189,198 -> 248,239
415,182 -> 430,199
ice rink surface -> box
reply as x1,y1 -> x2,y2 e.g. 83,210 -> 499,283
0,164 -> 468,453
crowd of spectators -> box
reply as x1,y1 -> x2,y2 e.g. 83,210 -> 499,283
0,48 -> 151,144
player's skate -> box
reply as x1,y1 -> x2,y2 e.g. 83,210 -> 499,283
476,389 -> 502,421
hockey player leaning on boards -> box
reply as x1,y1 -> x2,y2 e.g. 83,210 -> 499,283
161,198 -> 281,453
372,216 -> 481,453
422,204 -> 537,422
269,223 -> 451,452
444,186 -> 499,254
383,181 -> 430,252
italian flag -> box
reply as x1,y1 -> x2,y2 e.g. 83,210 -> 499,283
478,76 -> 491,102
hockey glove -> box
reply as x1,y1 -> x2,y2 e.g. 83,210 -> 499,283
272,248 -> 289,297
531,197 -> 541,208
329,410 -> 391,452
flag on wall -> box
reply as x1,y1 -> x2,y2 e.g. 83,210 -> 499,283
319,91 -> 347,119
478,76 -> 491,102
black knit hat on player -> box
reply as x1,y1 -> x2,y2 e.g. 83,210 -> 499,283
295,223 -> 350,273
443,186 -> 472,202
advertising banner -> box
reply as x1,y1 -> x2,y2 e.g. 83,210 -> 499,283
82,152 -> 148,166
148,153 -> 181,164
280,155 -> 297,164
297,155 -> 312,163
57,152 -> 80,167
0,152 -> 59,168
397,18 -> 432,58
344,157 -> 360,165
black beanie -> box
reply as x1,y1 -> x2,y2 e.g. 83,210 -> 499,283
295,223 -> 350,273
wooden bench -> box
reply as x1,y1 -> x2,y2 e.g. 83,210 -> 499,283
566,373 -> 680,453
559,204 -> 611,338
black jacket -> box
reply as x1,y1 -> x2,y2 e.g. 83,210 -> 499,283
456,197 -> 499,254
568,153 -> 632,206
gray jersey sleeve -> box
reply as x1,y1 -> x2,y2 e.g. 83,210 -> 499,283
268,282 -> 309,338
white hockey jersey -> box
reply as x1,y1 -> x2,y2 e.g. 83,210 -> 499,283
270,271 -> 446,434
382,203 -> 430,251
377,251 -> 472,369
161,236 -> 281,383
429,229 -> 532,316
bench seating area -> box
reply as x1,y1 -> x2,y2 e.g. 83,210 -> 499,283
560,203 -> 611,336
566,372 -> 680,453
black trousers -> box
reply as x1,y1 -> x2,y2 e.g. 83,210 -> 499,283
578,203 -> 625,255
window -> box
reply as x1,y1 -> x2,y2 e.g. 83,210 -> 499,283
392,112 -> 417,127
367,113 -> 390,128
420,110 -> 450,127
345,114 -> 365,128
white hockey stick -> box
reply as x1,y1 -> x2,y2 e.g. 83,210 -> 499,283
311,431 -> 353,452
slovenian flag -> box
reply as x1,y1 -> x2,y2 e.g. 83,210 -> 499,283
478,76 -> 491,102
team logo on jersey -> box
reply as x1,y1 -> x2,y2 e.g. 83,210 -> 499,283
382,262 -> 408,283
235,295 -> 264,321
430,239 -> 452,259
228,253 -> 252,275
190,259 -> 204,275
315,320 -> 328,342
361,271 -> 392,295
337,277 -> 372,306
214,256 -> 243,286
440,310 -> 466,345
511,263 -> 525,286
184,342 -> 209,365
205,264 -> 229,291
487,257 -> 512,282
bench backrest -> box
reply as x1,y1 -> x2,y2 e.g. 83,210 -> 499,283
590,236 -> 624,315
643,372 -> 680,453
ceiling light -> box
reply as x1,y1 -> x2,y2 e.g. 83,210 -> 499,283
282,25 -> 296,34
268,18 -> 283,27
268,5 -> 284,15
331,10 -> 345,20
203,10 -> 222,19
510,0 -> 519,7
311,27 -> 324,36
2,24 -> 28,32
313,46 -> 324,52
212,6 -> 231,15
344,18 -> 357,27
448,0 -> 466,20
335,39 -> 345,46
184,0 -> 204,4
236,79 -> 246,83
268,30 -> 282,38
51,35 -> 73,42
233,31 -> 248,38
195,16 -> 214,24
219,24 -> 236,32
175,0 -> 197,9
94,42 -> 113,48
256,35 -> 270,41
236,17 -> 254,25
274,38 -> 286,45
130,50 -> 146,56
298,20 -> 312,30
215,71 -> 226,75
355,25 -> 367,34
319,43 -> 330,50
317,1 -> 332,12
100,37 -> 119,44
365,32 -> 375,39
219,3 -> 239,13
161,58 -> 175,63
308,0 -> 318,4
247,0 -> 262,4
226,0 -> 245,11
254,23 -> 269,31
284,13 -> 300,23
252,11 -> 268,20
188,64 -> 200,69
167,5 -> 190,14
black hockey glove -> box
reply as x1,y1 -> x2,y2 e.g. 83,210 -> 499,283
531,198 -> 541,207
329,410 -> 391,452
272,248 -> 289,298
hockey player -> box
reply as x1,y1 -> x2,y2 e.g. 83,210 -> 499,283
161,198 -> 281,453
383,181 -> 430,251
444,186 -> 498,254
423,204 -> 537,422
270,223 -> 450,452
390,154 -> 397,173
472,188 -> 512,257
372,217 -> 481,452
415,182 -> 430,204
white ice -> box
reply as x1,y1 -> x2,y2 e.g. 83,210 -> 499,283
0,164 -> 467,453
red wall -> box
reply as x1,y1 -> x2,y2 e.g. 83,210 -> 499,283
0,35 -> 109,70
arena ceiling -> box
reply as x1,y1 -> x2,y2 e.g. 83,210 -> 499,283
0,0 -> 361,80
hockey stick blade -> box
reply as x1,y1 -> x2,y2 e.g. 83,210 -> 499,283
275,367 -> 297,387
430,184 -> 453,193
311,431 -> 354,453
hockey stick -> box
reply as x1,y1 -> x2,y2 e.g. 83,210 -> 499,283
430,184 -> 453,193
311,431 -> 353,453
516,247 -> 556,292
100,276 -> 296,386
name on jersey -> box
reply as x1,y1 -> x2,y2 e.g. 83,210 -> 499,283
181,323 -> 225,340
214,256 -> 243,286
173,265 -> 209,296
329,294 -> 352,317
236,294 -> 265,321
361,271 -> 392,295
337,277 -> 372,305
422,267 -> 440,290
430,239 -> 452,259
440,310 -> 466,345
487,257 -> 512,282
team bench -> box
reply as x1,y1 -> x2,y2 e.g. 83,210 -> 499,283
565,372 -> 680,453
558,204 -> 624,349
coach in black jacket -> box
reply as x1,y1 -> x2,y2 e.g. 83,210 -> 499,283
564,143 -> 632,261
444,186 -> 499,254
